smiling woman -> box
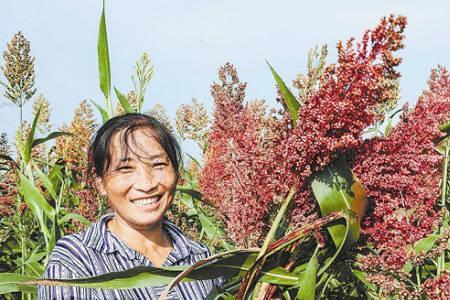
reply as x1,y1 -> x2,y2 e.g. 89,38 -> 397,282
37,113 -> 222,299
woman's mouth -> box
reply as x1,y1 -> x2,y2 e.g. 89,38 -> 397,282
131,196 -> 161,207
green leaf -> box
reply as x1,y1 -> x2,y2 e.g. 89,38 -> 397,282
33,132 -> 72,148
403,261 -> 413,273
90,100 -> 109,123
441,120 -> 450,133
260,186 -> 296,257
23,106 -> 41,165
114,87 -> 134,113
0,273 -> 37,294
352,269 -> 376,291
297,248 -> 319,300
311,158 -> 368,249
197,211 -> 233,250
176,187 -> 203,202
34,165 -> 57,200
48,163 -> 64,188
58,213 -> 91,227
267,61 -> 300,126
414,234 -> 439,254
384,108 -> 403,136
98,0 -> 111,101
0,249 -> 299,294
19,172 -> 56,220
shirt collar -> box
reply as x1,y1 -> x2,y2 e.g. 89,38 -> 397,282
83,213 -> 208,263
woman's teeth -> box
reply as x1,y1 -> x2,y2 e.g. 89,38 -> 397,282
132,197 -> 160,206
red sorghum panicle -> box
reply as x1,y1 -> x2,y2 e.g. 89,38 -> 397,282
353,66 -> 450,271
273,15 -> 406,225
422,271 -> 450,300
200,63 -> 290,246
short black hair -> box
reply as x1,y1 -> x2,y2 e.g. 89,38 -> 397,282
88,113 -> 182,178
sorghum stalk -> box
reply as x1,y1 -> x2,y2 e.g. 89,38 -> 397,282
437,139 -> 449,276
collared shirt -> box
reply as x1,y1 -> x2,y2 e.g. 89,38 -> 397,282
37,213 -> 222,299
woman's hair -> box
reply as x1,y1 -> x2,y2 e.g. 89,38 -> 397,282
88,113 -> 182,178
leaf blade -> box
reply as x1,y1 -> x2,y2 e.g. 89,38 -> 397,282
267,61 -> 300,126
310,158 -> 368,248
114,87 -> 134,113
98,0 -> 111,101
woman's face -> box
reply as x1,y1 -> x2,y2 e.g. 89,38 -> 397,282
97,128 -> 177,229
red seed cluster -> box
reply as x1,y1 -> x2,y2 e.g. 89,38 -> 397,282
422,271 -> 450,300
277,15 -> 406,223
0,172 -> 17,216
353,66 -> 450,271
200,63 -> 289,246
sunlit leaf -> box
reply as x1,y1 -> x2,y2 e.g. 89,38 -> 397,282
98,0 -> 111,101
311,158 -> 368,249
33,132 -> 71,148
414,234 -> 439,255
267,61 -> 300,126
19,173 -> 55,220
0,273 -> 37,294
114,87 -> 134,113
34,165 -> 57,200
90,100 -> 109,123
296,248 -> 319,300
0,249 -> 300,294
58,213 -> 91,227
23,106 -> 41,165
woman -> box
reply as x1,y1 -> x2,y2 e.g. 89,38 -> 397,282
38,113 -> 222,299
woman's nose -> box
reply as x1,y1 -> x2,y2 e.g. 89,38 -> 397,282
133,168 -> 158,192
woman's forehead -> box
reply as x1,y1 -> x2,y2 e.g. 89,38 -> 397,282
109,129 -> 167,161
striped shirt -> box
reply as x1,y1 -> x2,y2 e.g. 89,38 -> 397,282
37,213 -> 222,299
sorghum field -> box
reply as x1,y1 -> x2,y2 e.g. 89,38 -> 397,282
1,3 -> 450,300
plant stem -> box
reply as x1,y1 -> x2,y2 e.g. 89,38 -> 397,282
258,185 -> 297,259
441,140 -> 449,207
438,139 -> 449,276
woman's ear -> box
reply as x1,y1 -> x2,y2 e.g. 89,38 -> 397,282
95,177 -> 107,196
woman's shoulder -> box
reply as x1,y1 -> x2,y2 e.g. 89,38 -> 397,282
46,214 -> 114,276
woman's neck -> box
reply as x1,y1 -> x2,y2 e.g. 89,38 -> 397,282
107,214 -> 173,267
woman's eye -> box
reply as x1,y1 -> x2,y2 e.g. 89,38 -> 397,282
117,166 -> 132,172
152,162 -> 168,169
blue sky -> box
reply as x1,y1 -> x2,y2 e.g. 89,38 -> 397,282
1,0 -> 449,155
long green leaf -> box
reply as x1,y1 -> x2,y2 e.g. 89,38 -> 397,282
311,158 -> 367,248
114,87 -> 134,113
267,61 -> 300,126
23,107 -> 41,165
0,274 -> 37,294
0,250 -> 299,294
297,247 -> 319,300
33,132 -> 72,148
98,0 -> 111,101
